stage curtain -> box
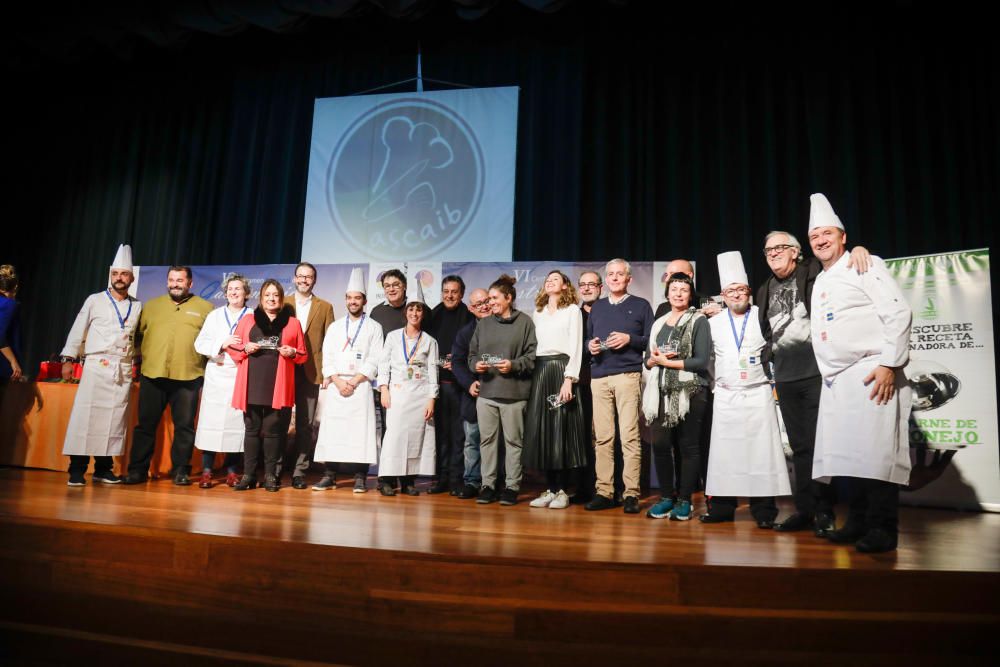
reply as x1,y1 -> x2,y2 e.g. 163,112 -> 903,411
5,2 -> 998,369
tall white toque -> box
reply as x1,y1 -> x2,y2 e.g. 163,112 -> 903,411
110,244 -> 134,272
346,267 -> 366,295
717,251 -> 749,290
808,193 -> 845,232
406,276 -> 427,305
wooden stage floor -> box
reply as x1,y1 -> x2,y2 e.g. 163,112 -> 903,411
1,467 -> 998,665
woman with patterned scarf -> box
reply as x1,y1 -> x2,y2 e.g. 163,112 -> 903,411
641,273 -> 712,520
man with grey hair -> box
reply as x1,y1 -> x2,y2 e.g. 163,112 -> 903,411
584,259 -> 653,514
756,229 -> 870,534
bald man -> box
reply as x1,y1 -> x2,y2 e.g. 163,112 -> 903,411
653,259 -> 722,320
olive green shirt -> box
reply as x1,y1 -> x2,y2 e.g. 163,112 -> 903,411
136,293 -> 214,381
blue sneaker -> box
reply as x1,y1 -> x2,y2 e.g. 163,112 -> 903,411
646,497 -> 674,519
670,500 -> 692,521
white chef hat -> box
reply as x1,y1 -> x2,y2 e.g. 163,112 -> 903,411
717,251 -> 748,290
808,193 -> 844,232
345,267 -> 366,296
406,276 -> 427,306
110,244 -> 134,272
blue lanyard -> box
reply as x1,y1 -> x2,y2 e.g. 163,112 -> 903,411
728,308 -> 749,355
402,330 -> 422,365
104,289 -> 133,331
344,314 -> 366,350
224,306 -> 249,335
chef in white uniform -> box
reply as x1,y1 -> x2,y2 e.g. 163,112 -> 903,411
192,273 -> 251,488
312,267 -> 384,493
60,244 -> 142,486
807,193 -> 912,554
377,279 -> 438,496
701,251 -> 791,527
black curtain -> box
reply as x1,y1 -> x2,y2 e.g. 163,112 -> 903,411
5,1 -> 998,369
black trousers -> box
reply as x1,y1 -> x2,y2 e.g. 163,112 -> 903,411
323,462 -> 370,476
128,375 -> 202,477
434,382 -> 465,487
776,375 -> 836,516
574,383 -> 596,499
68,455 -> 114,476
651,389 -> 708,502
842,477 -> 900,535
707,495 -> 779,522
243,405 -> 292,479
278,368 -> 318,479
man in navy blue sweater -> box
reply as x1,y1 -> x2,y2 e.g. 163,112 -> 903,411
449,288 -> 492,498
585,259 -> 654,514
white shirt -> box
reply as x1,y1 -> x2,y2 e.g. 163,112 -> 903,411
61,291 -> 142,359
321,314 -> 383,380
811,253 -> 911,380
378,328 -> 439,398
295,294 -> 313,334
194,305 -> 249,368
709,305 -> 768,388
532,303 -> 583,380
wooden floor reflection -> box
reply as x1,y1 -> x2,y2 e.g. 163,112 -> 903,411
2,467 -> 997,573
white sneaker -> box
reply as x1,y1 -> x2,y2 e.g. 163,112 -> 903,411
548,490 -> 570,509
530,490 -> 556,508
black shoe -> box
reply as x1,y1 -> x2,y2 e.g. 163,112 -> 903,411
401,484 -> 420,496
623,496 -> 640,514
457,484 -> 479,499
698,513 -> 734,524
378,481 -> 397,496
499,488 -> 518,506
264,474 -> 280,492
312,475 -> 335,491
855,528 -> 898,553
826,522 -> 868,544
92,470 -> 122,485
123,472 -> 148,485
427,481 -> 449,494
292,476 -> 307,490
449,488 -> 461,496
774,512 -> 813,532
476,487 -> 498,504
233,475 -> 257,491
67,473 -> 86,487
756,518 -> 775,529
173,472 -> 192,486
813,512 -> 836,537
568,492 -> 593,505
584,494 -> 615,511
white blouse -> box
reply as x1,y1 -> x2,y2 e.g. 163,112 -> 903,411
532,303 -> 583,381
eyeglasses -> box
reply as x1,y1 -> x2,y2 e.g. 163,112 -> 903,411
294,274 -> 315,280
382,281 -> 403,290
723,286 -> 751,297
578,282 -> 601,289
470,299 -> 491,309
763,244 -> 795,257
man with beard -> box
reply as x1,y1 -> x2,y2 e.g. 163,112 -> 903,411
699,252 -> 790,526
572,271 -> 603,503
757,228 -> 870,535
312,268 -> 383,493
60,245 -> 142,486
125,266 -> 213,485
426,275 -> 475,494
281,262 -> 335,488
450,287 -> 494,498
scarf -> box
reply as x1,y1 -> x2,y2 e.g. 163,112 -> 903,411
641,307 -> 704,428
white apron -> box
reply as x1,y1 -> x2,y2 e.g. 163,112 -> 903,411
379,380 -> 436,476
813,356 -> 912,485
193,358 -> 245,453
315,381 -> 378,464
62,355 -> 132,456
705,383 -> 791,497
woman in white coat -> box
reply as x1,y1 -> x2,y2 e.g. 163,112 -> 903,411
193,274 -> 250,488
377,285 -> 438,496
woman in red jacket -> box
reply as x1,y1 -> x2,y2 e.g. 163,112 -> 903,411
228,279 -> 307,492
